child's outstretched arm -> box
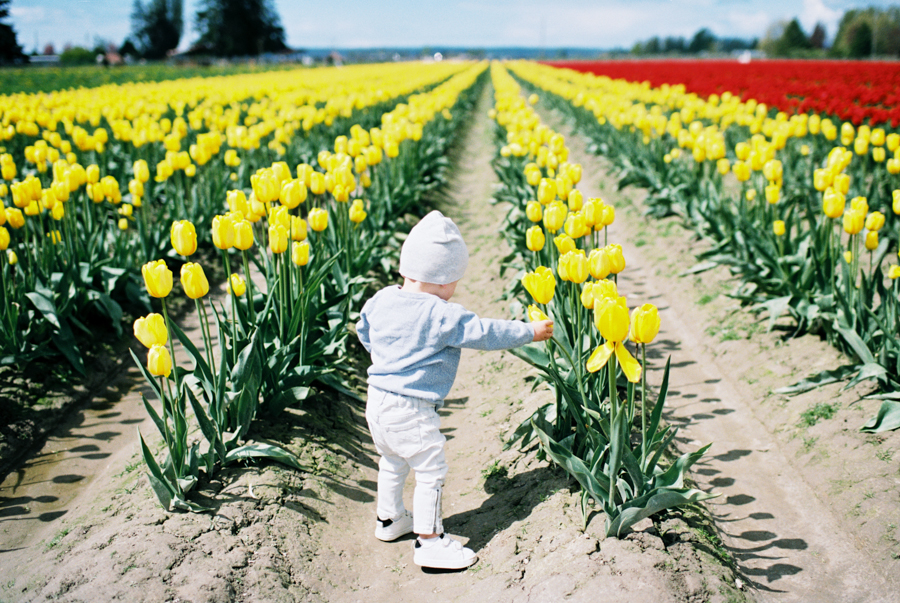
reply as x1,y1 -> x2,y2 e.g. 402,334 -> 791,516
532,319 -> 554,342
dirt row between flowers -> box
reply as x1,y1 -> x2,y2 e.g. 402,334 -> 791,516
0,83 -> 893,603
537,103 -> 900,602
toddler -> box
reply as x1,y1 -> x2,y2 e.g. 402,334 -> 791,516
356,210 -> 553,570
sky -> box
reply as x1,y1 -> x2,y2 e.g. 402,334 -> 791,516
8,0 -> 899,54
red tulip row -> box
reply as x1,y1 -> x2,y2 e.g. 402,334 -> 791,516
546,59 -> 900,127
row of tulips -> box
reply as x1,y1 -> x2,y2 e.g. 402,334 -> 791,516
127,62 -> 488,511
488,63 -> 715,537
0,61 -> 471,375
511,61 -> 900,432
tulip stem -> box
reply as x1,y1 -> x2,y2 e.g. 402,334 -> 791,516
196,298 -> 215,372
160,297 -> 181,394
640,343 -> 647,466
242,250 -> 255,324
607,351 -> 618,509
549,335 -> 589,432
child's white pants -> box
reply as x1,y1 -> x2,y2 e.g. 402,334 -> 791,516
365,386 -> 447,535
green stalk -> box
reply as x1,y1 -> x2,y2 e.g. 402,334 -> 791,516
241,250 -> 256,323
607,350 -> 618,509
195,298 -> 214,372
640,343 -> 647,465
160,297 -> 181,394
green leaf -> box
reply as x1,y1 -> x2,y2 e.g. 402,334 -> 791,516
755,295 -> 793,333
606,488 -> 719,537
833,321 -> 876,364
679,261 -> 718,276
25,290 -> 60,329
774,364 -> 858,395
860,400 -> 900,433
224,442 -> 311,472
533,420 -> 609,502
138,429 -> 175,511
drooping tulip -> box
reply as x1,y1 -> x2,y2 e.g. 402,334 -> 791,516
180,263 -> 210,299
142,259 -> 173,298
134,313 -> 169,348
527,304 -> 549,322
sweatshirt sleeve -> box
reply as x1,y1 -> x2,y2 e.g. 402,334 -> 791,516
439,303 -> 535,351
356,304 -> 372,352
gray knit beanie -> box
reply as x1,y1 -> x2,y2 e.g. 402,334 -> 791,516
399,210 -> 469,285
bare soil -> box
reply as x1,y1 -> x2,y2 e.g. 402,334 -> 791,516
1,83 -> 896,603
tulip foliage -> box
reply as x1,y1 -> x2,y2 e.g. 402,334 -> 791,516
489,63 -> 715,536
121,63 -> 488,511
511,60 -> 900,431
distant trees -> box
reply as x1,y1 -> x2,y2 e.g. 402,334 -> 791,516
193,0 -> 287,57
130,0 -> 183,59
0,0 -> 26,64
832,7 -> 900,58
630,28 -> 755,56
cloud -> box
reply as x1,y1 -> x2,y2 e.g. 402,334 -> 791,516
799,0 -> 841,33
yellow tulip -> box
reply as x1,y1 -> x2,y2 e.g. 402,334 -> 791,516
349,199 -> 367,223
564,211 -> 588,239
773,220 -> 786,236
843,209 -> 864,235
580,282 -> 596,309
605,244 -> 625,274
6,208 -> 24,229
0,225 -> 8,250
850,196 -> 868,215
289,216 -> 308,241
587,297 -> 641,382
588,248 -> 611,279
142,259 -> 173,298
171,220 -> 197,256
537,178 -> 556,204
584,197 -> 603,226
865,231 -> 879,251
525,200 -> 542,223
233,220 -> 255,250
308,207 -> 328,232
86,164 -> 100,184
567,189 -> 583,211
543,200 -> 566,233
894,189 -> 900,214
732,161 -> 750,182
865,211 -> 885,232
844,250 -> 853,264
309,172 -> 326,195
717,158 -> 730,175
526,225 -> 545,252
118,218 -> 129,231
629,303 -> 661,344
292,240 -> 310,266
888,265 -> 900,279
887,133 -> 900,152
833,173 -> 850,195
147,344 -> 172,378
562,249 -> 588,284
823,188 -> 845,219
51,202 -> 65,221
180,263 -> 209,299
228,273 -> 246,296
212,214 -> 235,250
813,168 -> 832,191
280,179 -> 307,209
765,184 -> 780,205
6,250 -> 16,265
553,233 -> 575,255
600,204 -> 615,227
522,266 -> 556,305
269,224 -> 288,254
873,147 -> 886,163
527,304 -> 549,322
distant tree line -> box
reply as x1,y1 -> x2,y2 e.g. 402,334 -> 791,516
631,28 -> 756,56
630,5 -> 900,59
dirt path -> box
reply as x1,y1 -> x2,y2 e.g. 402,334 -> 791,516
542,107 -> 900,602
0,84 -> 759,603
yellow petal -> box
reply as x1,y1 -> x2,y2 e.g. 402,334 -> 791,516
615,342 -> 642,383
586,341 -> 616,373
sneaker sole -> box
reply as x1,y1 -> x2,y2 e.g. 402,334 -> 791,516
375,528 -> 413,542
413,555 -> 478,570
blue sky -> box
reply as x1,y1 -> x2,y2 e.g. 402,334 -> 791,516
8,0 -> 898,53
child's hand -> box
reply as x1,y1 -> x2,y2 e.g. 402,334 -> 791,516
532,319 -> 554,342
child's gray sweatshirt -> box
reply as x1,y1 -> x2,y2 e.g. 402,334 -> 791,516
356,285 -> 534,404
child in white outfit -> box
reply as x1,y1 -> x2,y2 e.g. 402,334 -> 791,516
356,210 -> 553,570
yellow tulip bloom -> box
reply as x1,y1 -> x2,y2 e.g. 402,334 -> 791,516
233,220 -> 255,250
228,273 -> 246,296
773,220 -> 786,236
308,207 -> 328,232
525,200 -> 543,223
527,304 -> 548,322
171,220 -> 198,256
212,214 -> 236,250
142,259 -> 173,298
629,304 -> 660,344
292,240 -> 310,266
269,224 -> 288,254
522,266 -> 555,305
526,225 -> 545,252
180,262 -> 210,299
147,344 -> 172,378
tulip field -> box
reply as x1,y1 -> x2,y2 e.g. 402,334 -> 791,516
2,53 -> 900,537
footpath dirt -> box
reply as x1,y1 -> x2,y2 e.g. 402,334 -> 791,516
0,82 -> 896,603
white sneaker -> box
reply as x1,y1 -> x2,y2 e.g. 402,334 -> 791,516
375,511 -> 414,541
413,534 -> 477,569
